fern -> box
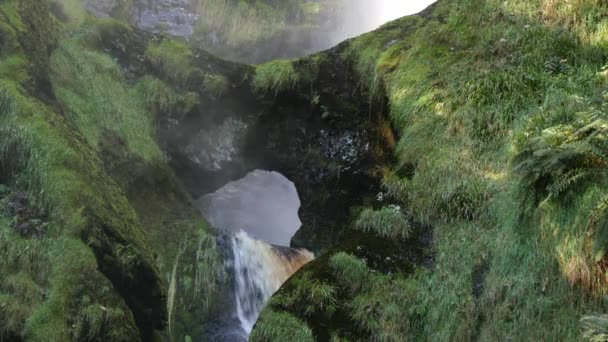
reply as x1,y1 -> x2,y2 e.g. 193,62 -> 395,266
513,119 -> 608,207
581,315 -> 608,342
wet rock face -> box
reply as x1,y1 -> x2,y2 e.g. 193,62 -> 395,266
85,18 -> 393,254
131,0 -> 199,37
86,0 -> 131,18
184,117 -> 248,172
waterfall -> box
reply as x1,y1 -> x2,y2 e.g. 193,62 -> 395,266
196,170 -> 313,340
231,231 -> 314,334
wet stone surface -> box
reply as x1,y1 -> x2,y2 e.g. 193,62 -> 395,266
184,117 -> 248,172
131,0 -> 199,37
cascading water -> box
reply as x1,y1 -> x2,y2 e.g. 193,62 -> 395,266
231,231 -> 314,334
197,170 -> 314,340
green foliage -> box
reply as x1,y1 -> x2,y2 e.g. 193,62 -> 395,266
355,206 -> 411,239
582,314 -> 608,342
329,252 -> 369,294
270,272 -> 338,318
194,0 -> 292,47
258,0 -> 608,340
203,73 -> 230,98
51,38 -> 163,161
253,60 -> 300,94
513,116 -> 608,207
349,276 -> 419,342
49,0 -> 87,24
145,39 -> 199,85
193,232 -> 226,309
250,309 -> 315,342
0,55 -> 29,85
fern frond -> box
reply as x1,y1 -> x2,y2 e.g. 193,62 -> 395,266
581,314 -> 608,342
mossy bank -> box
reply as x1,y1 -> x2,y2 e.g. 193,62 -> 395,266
0,1 -> 224,341
252,0 -> 608,341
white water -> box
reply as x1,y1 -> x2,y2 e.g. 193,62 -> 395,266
197,170 -> 313,338
231,231 -> 313,334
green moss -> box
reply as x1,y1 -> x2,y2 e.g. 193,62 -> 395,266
49,0 -> 87,24
0,55 -> 29,85
202,73 -> 230,98
51,38 -> 163,162
144,39 -> 200,85
253,59 -> 300,94
251,309 -> 315,342
0,57 -> 164,338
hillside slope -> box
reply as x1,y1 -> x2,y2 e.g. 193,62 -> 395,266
253,0 -> 608,340
0,1 -> 228,340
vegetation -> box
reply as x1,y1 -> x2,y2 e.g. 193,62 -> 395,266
582,314 -> 608,341
51,36 -> 163,162
253,59 -> 300,94
255,0 -> 608,340
355,206 -> 411,239
6,0 -> 608,340
145,39 -> 200,86
0,4 -> 226,341
203,73 -> 230,98
250,310 -> 315,342
194,0 -> 292,47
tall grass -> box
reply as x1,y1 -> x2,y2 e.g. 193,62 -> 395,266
194,0 -> 290,47
51,38 -> 163,162
252,59 -> 300,95
355,206 -> 411,239
258,0 -> 608,340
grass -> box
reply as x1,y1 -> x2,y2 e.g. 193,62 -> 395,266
0,5 -> 172,340
51,36 -> 163,162
48,0 -> 87,24
253,59 -> 300,94
254,0 -> 608,340
346,0 -> 608,339
355,206 -> 411,239
250,309 -> 315,342
194,0 -> 292,47
0,76 -> 151,341
203,73 -> 230,98
144,39 -> 200,86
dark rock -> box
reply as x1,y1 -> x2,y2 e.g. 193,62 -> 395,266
7,191 -> 29,217
13,218 -> 47,238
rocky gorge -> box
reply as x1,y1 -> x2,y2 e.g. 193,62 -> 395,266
1,0 -> 608,341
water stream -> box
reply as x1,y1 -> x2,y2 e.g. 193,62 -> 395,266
231,232 -> 313,334
198,170 -> 313,339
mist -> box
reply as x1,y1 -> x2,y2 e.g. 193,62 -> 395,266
126,0 -> 438,63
